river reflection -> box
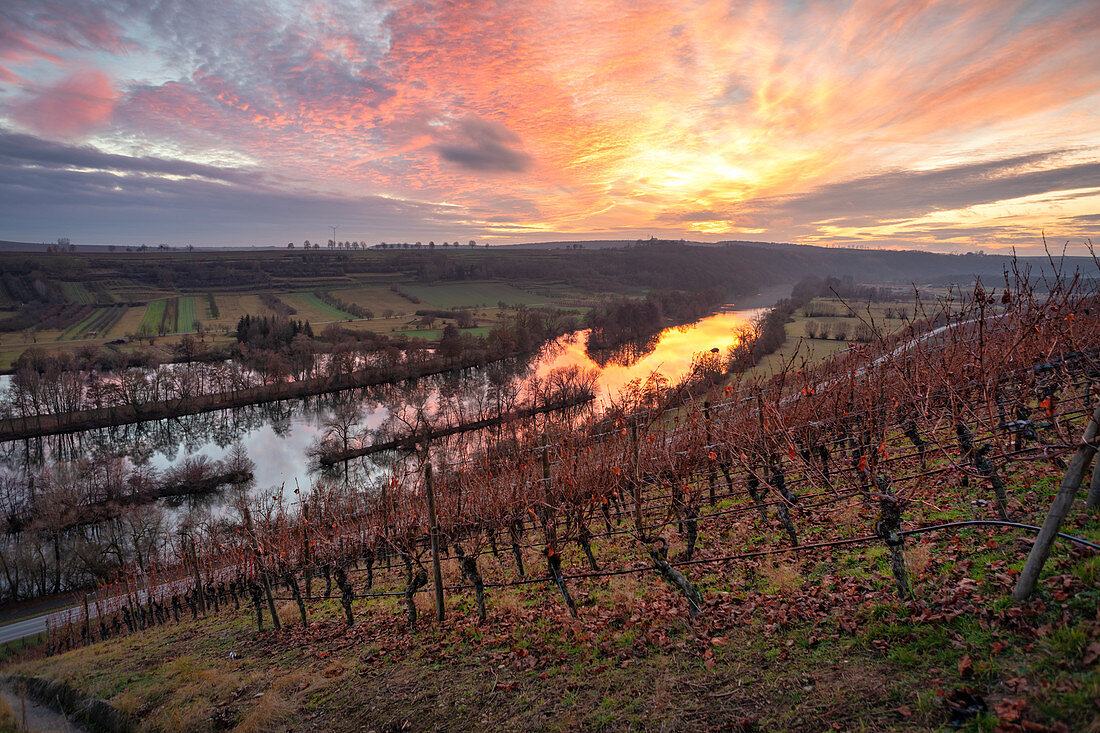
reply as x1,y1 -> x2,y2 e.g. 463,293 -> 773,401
0,307 -> 759,494
537,307 -> 761,400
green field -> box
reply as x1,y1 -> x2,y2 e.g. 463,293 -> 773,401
178,296 -> 198,332
138,300 -> 167,336
287,292 -> 352,321
400,282 -> 548,309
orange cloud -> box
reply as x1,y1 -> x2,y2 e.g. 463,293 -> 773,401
10,69 -> 117,137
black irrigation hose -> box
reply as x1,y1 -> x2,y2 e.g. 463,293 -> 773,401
905,520 -> 1100,551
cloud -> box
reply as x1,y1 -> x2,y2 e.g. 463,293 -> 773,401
0,1 -> 126,81
0,130 -> 251,182
0,129 -> 466,244
433,116 -> 533,173
9,70 -> 117,136
1059,213 -> 1100,223
742,152 -> 1100,225
0,0 -> 1098,248
656,209 -> 725,223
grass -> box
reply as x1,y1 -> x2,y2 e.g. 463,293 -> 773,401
177,296 -> 198,332
106,306 -> 141,338
746,296 -> 916,378
137,300 -> 167,337
285,292 -> 352,322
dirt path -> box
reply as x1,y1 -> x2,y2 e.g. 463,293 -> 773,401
0,683 -> 86,732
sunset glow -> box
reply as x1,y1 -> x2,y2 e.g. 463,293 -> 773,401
1,0 -> 1098,250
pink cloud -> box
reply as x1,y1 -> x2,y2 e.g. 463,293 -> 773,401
10,69 -> 117,137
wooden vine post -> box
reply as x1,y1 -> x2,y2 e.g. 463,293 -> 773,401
423,446 -> 445,623
189,538 -> 206,616
242,504 -> 280,630
1013,401 -> 1100,601
630,419 -> 642,535
542,433 -> 577,617
301,500 -> 312,600
1088,455 -> 1100,512
1089,389 -> 1100,512
875,475 -> 909,600
704,401 -> 716,505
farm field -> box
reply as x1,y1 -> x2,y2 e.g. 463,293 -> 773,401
56,306 -> 126,341
0,278 -> 592,371
746,295 -> 918,378
206,294 -> 277,331
400,281 -> 548,309
284,292 -> 352,322
107,287 -> 176,303
105,306 -> 142,339
177,296 -> 198,333
58,281 -> 98,305
137,300 -> 167,336
328,285 -> 420,317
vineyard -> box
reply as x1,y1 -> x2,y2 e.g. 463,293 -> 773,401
56,305 -> 127,341
12,268 -> 1100,730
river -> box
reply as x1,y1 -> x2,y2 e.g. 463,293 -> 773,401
0,297 -> 774,496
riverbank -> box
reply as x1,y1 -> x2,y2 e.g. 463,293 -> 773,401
0,349 -> 543,442
316,390 -> 596,465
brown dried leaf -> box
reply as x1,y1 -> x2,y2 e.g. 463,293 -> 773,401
957,653 -> 973,678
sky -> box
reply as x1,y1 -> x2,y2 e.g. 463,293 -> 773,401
1,0 -> 1098,252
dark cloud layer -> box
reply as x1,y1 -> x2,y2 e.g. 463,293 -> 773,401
0,130 -> 251,182
434,117 -> 534,173
0,129 -> 461,243
760,152 -> 1100,225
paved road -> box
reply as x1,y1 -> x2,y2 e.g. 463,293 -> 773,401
0,615 -> 51,646
0,572 -> 230,645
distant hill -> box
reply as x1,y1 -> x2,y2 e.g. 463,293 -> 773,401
498,239 -> 789,250
0,239 -> 1090,298
487,239 -> 1092,289
0,240 -> 124,253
